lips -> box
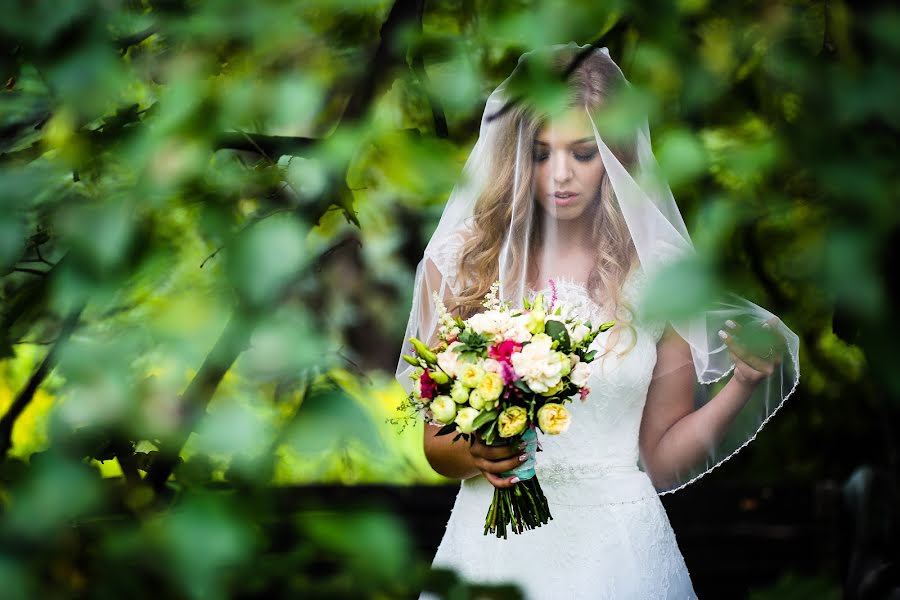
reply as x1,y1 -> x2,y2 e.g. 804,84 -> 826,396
552,191 -> 579,206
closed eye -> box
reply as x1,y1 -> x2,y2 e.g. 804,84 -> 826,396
532,150 -> 597,163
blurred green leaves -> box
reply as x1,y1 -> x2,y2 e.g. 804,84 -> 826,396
0,0 -> 898,597
283,380 -> 380,455
153,494 -> 259,599
3,453 -> 102,540
225,213 -> 310,309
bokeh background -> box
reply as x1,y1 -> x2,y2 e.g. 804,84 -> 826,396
1,0 -> 898,598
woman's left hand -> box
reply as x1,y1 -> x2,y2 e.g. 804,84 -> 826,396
719,317 -> 783,388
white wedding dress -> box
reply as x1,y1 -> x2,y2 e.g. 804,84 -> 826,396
420,267 -> 698,599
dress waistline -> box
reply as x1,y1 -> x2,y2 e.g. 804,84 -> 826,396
535,461 -> 639,483
459,462 -> 659,507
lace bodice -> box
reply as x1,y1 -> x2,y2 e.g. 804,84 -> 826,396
526,271 -> 667,493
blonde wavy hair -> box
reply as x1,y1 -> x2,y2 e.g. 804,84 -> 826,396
449,48 -> 641,359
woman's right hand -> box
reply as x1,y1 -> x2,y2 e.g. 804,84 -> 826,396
468,433 -> 529,489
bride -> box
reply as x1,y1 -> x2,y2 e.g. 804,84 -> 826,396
396,43 -> 800,599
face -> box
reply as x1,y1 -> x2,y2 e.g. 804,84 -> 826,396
532,107 -> 605,221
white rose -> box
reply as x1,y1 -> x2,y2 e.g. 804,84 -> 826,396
510,334 -> 564,393
430,395 -> 457,424
570,362 -> 592,387
504,315 -> 533,343
436,341 -> 464,378
529,333 -> 554,351
467,310 -> 510,341
482,358 -> 502,374
454,407 -> 481,434
570,323 -> 591,345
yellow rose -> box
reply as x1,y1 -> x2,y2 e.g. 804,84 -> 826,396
459,364 -> 485,389
497,406 -> 528,438
454,407 -> 481,434
476,372 -> 504,402
537,403 -> 571,435
430,395 -> 457,424
450,380 -> 470,404
468,389 -> 486,410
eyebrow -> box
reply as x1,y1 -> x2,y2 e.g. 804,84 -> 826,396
533,136 -> 595,147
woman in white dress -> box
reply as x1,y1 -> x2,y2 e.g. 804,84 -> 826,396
396,43 -> 800,599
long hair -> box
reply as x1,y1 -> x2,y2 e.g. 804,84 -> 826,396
450,48 -> 641,358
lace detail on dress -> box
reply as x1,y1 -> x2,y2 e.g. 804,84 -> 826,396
425,231 -> 467,291
528,269 -> 667,345
422,267 -> 698,599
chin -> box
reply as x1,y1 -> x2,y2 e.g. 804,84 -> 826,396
539,198 -> 593,221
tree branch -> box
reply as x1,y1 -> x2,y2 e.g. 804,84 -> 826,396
409,0 -> 449,138
214,132 -> 317,157
0,305 -> 85,458
115,24 -> 159,53
144,310 -> 255,492
0,252 -> 69,340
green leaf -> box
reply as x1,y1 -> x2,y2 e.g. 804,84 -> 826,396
544,319 -> 571,353
435,424 -> 457,437
513,378 -> 531,394
472,409 -> 499,430
482,420 -> 498,445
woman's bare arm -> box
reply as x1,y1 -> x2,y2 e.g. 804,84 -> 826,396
423,423 -> 481,480
423,423 -> 529,487
638,325 -> 758,489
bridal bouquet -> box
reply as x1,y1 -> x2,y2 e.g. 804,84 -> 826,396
402,281 -> 614,538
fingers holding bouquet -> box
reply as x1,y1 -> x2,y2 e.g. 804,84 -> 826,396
469,432 -> 528,490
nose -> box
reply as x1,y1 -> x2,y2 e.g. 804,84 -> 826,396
551,151 -> 573,184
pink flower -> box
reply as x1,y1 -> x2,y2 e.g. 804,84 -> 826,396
489,339 -> 521,363
579,386 -> 590,402
419,370 -> 437,400
548,279 -> 558,313
500,361 -> 520,385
